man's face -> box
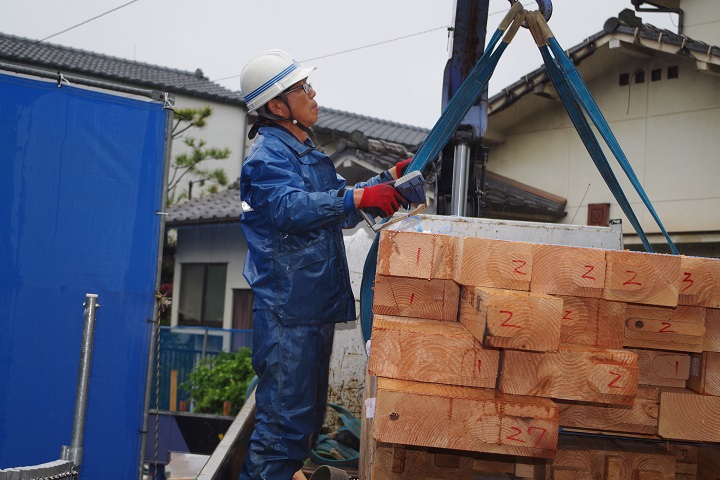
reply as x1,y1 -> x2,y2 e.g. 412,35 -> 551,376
284,78 -> 318,127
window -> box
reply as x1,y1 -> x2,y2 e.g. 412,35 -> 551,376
668,65 -> 679,79
232,289 -> 255,330
619,73 -> 630,86
634,69 -> 645,84
587,203 -> 610,227
178,263 -> 227,328
651,68 -> 662,81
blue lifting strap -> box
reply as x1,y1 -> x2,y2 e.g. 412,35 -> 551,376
360,4 -> 527,343
361,7 -> 678,343
531,12 -> 678,254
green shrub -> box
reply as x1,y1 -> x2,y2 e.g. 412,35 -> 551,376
181,348 -> 254,415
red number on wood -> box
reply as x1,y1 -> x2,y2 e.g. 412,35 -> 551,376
500,310 -> 521,329
416,248 -> 422,265
409,293 -> 415,306
623,270 -> 642,286
505,426 -> 547,448
681,272 -> 694,292
477,359 -> 482,374
512,259 -> 528,275
562,310 -> 573,321
581,265 -> 596,280
528,426 -> 548,448
506,426 -> 525,443
659,322 -> 676,333
675,360 -> 679,375
608,371 -> 624,389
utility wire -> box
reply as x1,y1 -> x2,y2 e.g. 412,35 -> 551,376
212,2 -> 538,84
38,0 -> 140,43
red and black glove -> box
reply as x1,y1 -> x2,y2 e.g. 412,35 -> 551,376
358,183 -> 404,217
395,158 -> 412,178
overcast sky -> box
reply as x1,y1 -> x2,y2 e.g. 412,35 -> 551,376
1,1 -> 678,128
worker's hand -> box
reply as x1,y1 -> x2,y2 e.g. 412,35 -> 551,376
357,183 -> 404,217
389,158 -> 412,180
395,158 -> 412,178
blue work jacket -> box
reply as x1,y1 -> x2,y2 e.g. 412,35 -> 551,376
240,124 -> 387,325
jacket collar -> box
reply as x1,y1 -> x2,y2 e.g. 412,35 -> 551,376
259,124 -> 315,156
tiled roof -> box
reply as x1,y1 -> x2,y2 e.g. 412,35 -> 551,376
0,32 -> 243,104
166,181 -> 242,226
315,107 -> 429,150
0,32 -> 429,148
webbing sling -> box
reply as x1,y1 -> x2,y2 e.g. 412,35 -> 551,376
359,4 -> 527,342
526,13 -> 653,253
532,13 -> 678,254
360,6 -> 678,342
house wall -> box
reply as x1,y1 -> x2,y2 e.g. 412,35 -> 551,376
171,223 -> 249,329
170,94 -> 247,197
486,44 -> 720,246
682,0 -> 720,44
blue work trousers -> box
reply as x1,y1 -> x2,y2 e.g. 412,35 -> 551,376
239,309 -> 335,480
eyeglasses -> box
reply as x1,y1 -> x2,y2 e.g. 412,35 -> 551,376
284,82 -> 313,96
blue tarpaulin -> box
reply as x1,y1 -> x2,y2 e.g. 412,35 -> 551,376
0,72 -> 167,479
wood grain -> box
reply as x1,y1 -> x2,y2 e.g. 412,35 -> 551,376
368,314 -> 499,388
629,348 -> 691,388
372,274 -> 460,322
623,304 -> 707,353
658,388 -> 720,442
603,250 -> 681,307
499,345 -> 639,405
558,296 -> 625,348
557,386 -> 659,435
372,377 -> 558,458
458,286 -> 562,352
455,237 -> 535,291
377,230 -> 457,280
687,351 -> 720,396
678,255 -> 720,308
530,244 -> 606,298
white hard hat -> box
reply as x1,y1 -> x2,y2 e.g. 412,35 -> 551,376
240,49 -> 315,113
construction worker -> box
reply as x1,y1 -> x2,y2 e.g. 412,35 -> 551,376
238,49 -> 411,480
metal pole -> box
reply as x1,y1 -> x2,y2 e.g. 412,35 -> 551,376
139,95 -> 175,480
450,143 -> 471,216
61,293 -> 100,467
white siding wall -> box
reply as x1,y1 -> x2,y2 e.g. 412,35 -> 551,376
487,46 -> 720,237
682,0 -> 720,45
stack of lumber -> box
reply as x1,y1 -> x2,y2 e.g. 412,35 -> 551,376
361,230 -> 720,479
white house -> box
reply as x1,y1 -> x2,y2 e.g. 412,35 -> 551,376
485,0 -> 720,257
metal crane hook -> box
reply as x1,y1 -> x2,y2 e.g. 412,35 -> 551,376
508,0 -> 553,23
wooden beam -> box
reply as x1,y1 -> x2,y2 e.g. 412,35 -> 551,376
679,255 -> 720,308
557,386 -> 659,435
372,377 -> 558,458
704,307 -> 720,352
531,244 -> 606,298
372,274 -> 460,322
499,345 -> 639,405
377,230 -> 457,280
658,388 -> 720,442
630,348 -> 691,388
623,304 -> 707,353
455,237 -> 535,291
603,250 -> 681,307
687,351 -> 720,396
558,296 -> 625,348
368,314 -> 500,389
458,286 -> 562,352
550,435 -> 676,480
